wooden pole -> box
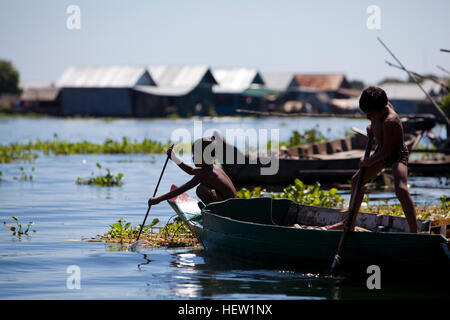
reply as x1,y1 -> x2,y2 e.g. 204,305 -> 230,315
377,37 -> 450,139
330,137 -> 372,276
385,60 -> 449,89
135,144 -> 174,243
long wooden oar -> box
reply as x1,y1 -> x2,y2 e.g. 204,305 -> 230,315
134,144 -> 174,244
330,136 -> 372,276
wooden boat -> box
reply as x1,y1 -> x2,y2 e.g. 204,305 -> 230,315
222,132 -> 426,185
221,122 -> 450,185
167,185 -> 450,275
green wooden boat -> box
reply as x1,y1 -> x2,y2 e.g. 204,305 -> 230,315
167,185 -> 450,274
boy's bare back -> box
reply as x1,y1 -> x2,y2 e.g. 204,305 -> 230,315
196,165 -> 237,199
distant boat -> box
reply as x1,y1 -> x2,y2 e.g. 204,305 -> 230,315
221,117 -> 448,185
167,185 -> 450,274
222,131 -> 424,185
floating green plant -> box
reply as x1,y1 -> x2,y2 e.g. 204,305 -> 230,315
268,126 -> 327,150
439,195 -> 449,211
89,217 -> 199,248
0,137 -> 171,163
3,216 -> 36,238
13,167 -> 35,181
104,217 -> 159,242
0,145 -> 38,163
76,163 -> 124,186
237,179 -> 344,208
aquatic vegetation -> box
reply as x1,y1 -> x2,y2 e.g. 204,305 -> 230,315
76,163 -> 124,186
286,127 -> 327,147
238,179 -> 344,209
0,144 -> 38,163
3,216 -> 36,238
236,186 -> 265,199
275,179 -> 344,208
94,216 -> 199,248
361,199 -> 450,228
439,195 -> 449,211
33,137 -> 169,155
0,137 -> 170,163
13,167 -> 35,181
104,217 -> 159,242
160,217 -> 192,242
267,126 -> 327,150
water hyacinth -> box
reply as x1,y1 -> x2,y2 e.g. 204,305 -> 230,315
76,163 -> 124,187
0,137 -> 170,163
96,217 -> 199,248
237,178 -> 344,209
3,216 -> 36,238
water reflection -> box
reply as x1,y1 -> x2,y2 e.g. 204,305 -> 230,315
137,253 -> 152,270
163,249 -> 341,299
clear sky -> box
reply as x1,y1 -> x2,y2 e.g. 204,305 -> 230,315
0,0 -> 449,86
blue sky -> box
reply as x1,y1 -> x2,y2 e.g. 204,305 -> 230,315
0,0 -> 449,85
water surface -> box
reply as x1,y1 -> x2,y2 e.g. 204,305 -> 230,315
0,117 -> 448,299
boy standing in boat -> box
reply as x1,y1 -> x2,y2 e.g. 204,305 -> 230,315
147,137 -> 237,206
326,86 -> 418,233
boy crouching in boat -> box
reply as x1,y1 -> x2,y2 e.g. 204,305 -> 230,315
326,86 -> 418,233
147,137 -> 237,207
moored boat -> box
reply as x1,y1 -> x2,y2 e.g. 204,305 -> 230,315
221,127 -> 448,185
167,185 -> 450,275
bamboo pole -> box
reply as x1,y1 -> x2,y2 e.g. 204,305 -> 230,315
377,37 -> 450,138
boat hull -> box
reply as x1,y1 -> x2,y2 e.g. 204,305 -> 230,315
167,187 -> 450,274
200,210 -> 450,273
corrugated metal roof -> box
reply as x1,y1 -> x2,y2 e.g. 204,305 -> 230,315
133,85 -> 193,97
20,81 -> 54,90
148,65 -> 215,87
262,73 -> 296,91
21,87 -> 60,101
380,80 -> 442,101
55,66 -> 154,88
294,73 -> 346,91
138,64 -> 217,97
212,68 -> 264,93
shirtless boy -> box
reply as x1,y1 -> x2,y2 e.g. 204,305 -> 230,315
326,86 -> 418,233
147,137 -> 237,207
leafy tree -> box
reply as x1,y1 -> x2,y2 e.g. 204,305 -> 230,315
349,79 -> 365,91
377,77 -> 405,85
0,60 -> 20,94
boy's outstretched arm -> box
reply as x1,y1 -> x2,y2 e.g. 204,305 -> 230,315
167,146 -> 204,175
148,175 -> 200,206
360,121 -> 399,167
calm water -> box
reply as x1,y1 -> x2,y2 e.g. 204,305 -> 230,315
0,117 -> 448,300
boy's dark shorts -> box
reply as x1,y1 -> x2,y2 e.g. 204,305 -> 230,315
376,144 -> 409,167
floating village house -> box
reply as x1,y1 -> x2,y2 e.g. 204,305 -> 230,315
20,83 -> 61,115
46,66 -> 362,117
262,73 -> 359,114
56,65 -> 217,117
134,65 -> 217,117
262,74 -> 300,112
289,73 -> 359,113
212,68 -> 266,115
380,80 -> 446,121
56,66 -> 154,117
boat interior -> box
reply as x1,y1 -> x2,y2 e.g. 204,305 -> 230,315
203,197 -> 441,234
284,131 -> 422,160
